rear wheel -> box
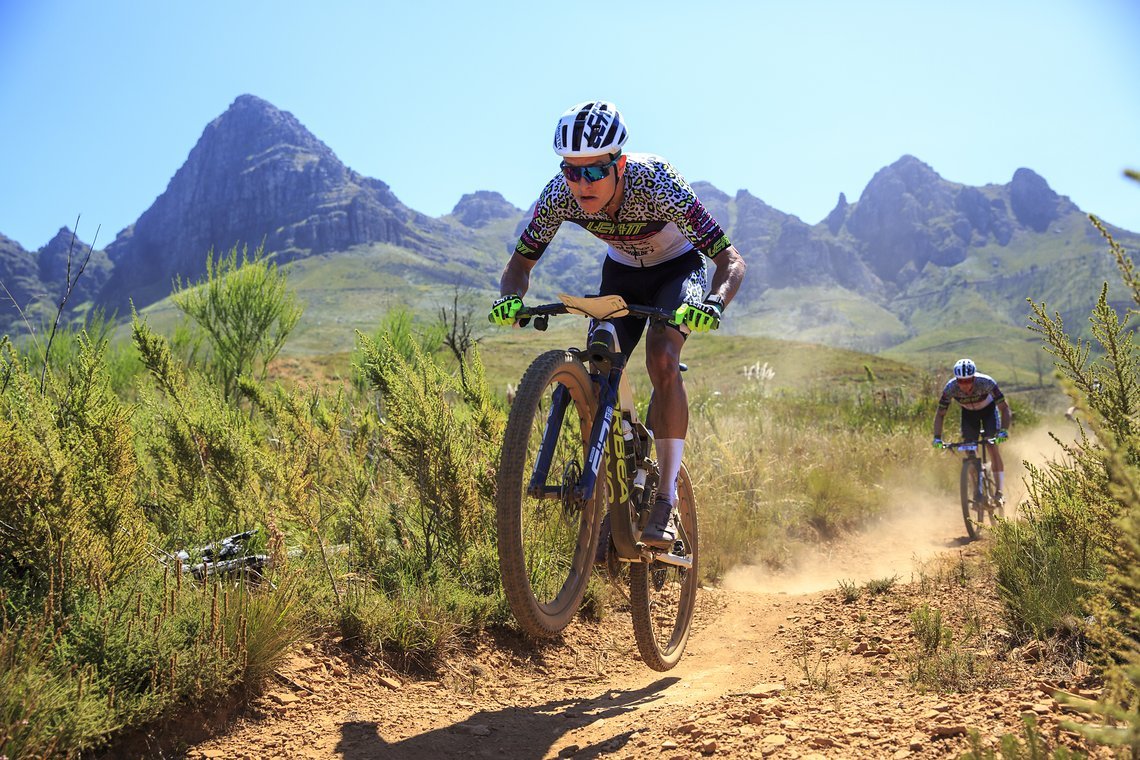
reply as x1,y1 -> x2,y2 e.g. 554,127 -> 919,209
496,351 -> 602,637
629,464 -> 699,671
960,458 -> 981,540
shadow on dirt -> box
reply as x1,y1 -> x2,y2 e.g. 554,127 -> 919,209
333,677 -> 679,759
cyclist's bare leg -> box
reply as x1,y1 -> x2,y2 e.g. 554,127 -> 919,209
987,442 -> 1005,495
642,325 -> 686,548
644,324 -> 687,440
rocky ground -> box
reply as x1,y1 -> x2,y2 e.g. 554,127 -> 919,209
165,484 -> 1114,760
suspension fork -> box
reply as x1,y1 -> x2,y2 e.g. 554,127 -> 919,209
525,368 -> 621,505
526,383 -> 573,499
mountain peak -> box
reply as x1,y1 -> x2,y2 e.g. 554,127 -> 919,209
201,94 -> 329,162
450,191 -> 519,228
1009,167 -> 1062,232
100,94 -> 423,311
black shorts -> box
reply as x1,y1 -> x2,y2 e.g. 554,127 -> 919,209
960,402 -> 1000,441
596,249 -> 708,357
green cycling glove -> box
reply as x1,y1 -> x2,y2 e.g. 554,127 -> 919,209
488,294 -> 524,326
674,299 -> 723,333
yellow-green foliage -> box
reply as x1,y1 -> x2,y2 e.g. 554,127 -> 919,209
133,316 -> 266,539
240,377 -> 395,581
0,333 -> 148,594
172,243 -> 303,401
356,332 -> 504,577
998,209 -> 1140,751
0,566 -> 304,758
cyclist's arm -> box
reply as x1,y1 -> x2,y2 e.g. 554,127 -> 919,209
654,157 -> 744,306
498,252 -> 537,299
707,244 -> 747,307
998,398 -> 1012,430
932,405 -> 948,440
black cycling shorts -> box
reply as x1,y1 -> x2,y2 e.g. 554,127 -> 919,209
595,249 -> 708,357
960,402 -> 1000,442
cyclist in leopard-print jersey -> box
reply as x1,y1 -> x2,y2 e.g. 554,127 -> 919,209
488,101 -> 748,551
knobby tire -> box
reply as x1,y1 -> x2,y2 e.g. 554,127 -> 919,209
960,458 -> 981,540
629,464 -> 699,671
496,351 -> 602,638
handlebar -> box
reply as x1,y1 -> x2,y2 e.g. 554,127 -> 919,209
941,438 -> 998,452
517,296 -> 678,332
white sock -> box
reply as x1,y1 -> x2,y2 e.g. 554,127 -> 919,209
997,472 -> 1005,493
656,438 -> 684,504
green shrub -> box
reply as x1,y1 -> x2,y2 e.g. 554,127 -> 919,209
0,564 -> 304,758
0,332 -> 149,598
356,332 -> 502,577
1006,209 -> 1140,750
132,316 -> 265,539
172,243 -> 302,401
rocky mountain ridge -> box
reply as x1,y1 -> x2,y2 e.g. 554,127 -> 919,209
2,94 -> 1135,355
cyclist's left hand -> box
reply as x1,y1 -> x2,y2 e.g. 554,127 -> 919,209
674,299 -> 722,332
996,429 -> 1009,442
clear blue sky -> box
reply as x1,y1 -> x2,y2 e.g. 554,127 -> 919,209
1,0 -> 1137,251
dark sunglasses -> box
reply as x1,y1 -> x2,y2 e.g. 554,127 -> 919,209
560,155 -> 620,184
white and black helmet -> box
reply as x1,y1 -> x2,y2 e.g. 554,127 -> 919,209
953,358 -> 977,379
553,101 -> 628,158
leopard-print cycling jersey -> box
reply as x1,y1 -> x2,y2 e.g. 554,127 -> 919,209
513,153 -> 732,268
938,373 -> 1005,411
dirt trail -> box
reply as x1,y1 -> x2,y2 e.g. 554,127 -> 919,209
187,428 -> 1106,759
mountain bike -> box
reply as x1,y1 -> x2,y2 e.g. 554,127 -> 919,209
943,438 -> 1004,540
494,294 -> 699,671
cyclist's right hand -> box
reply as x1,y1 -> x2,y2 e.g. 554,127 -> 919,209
932,437 -> 944,449
488,294 -> 524,326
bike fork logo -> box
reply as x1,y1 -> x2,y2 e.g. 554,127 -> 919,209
610,427 -> 630,505
588,409 -> 612,479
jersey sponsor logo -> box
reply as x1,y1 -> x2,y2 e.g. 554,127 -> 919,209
683,202 -> 729,253
582,220 -> 653,237
515,227 -> 546,259
707,235 -> 731,257
683,202 -> 717,235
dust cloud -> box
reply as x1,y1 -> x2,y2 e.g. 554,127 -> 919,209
722,422 -> 1079,596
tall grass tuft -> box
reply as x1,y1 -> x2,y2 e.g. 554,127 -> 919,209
685,380 -> 934,579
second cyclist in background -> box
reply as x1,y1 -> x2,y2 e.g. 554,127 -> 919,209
932,358 -> 1013,505
488,100 -> 747,549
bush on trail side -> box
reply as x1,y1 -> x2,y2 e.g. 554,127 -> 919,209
991,204 -> 1140,751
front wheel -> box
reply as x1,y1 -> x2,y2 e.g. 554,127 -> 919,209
629,463 -> 699,671
982,463 -> 1004,524
496,351 -> 602,638
959,458 -> 982,540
